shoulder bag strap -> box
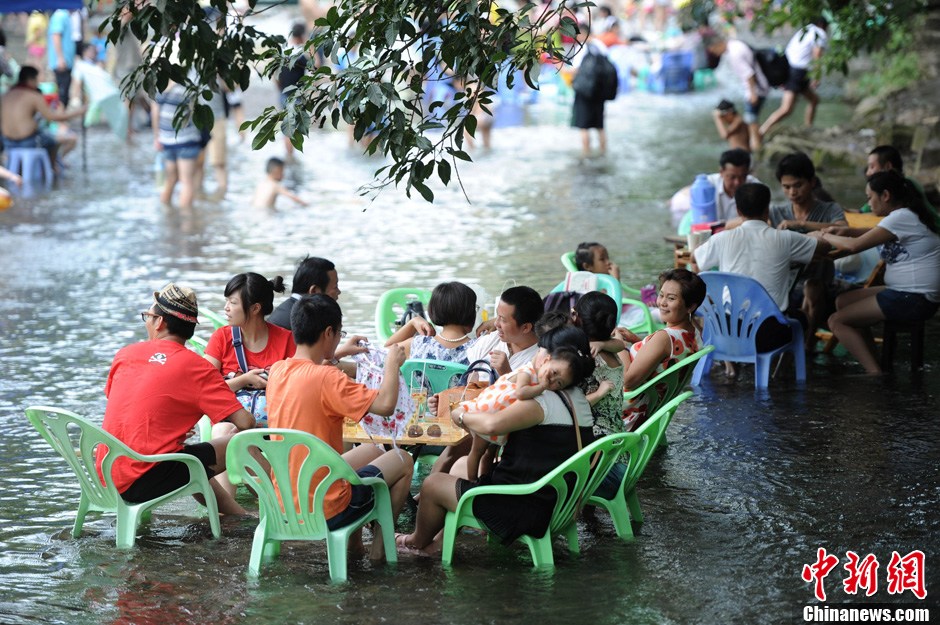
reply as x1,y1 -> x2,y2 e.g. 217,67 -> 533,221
555,390 -> 582,451
231,326 -> 250,375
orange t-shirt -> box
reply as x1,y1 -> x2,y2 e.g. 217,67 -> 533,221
266,358 -> 378,518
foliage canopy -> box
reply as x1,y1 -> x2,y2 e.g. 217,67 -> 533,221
108,0 -> 931,201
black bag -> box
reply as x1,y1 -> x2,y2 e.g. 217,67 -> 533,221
572,47 -> 619,101
543,290 -> 582,313
752,47 -> 790,88
396,300 -> 427,329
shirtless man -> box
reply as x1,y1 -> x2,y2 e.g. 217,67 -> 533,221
1,66 -> 85,168
252,157 -> 308,208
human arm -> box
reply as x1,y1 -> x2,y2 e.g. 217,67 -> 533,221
35,93 -> 85,123
204,353 -> 269,391
475,319 -> 496,337
223,407 -> 255,431
384,316 -> 434,347
276,183 -> 309,206
451,397 -> 544,437
777,217 -> 848,233
815,226 -> 895,255
586,379 -> 615,405
334,334 -> 370,359
591,337 -> 625,357
151,100 -> 162,150
513,370 -> 544,401
51,31 -> 67,71
0,166 -> 22,187
622,330 -> 671,390
489,350 -> 511,376
366,344 -> 406,415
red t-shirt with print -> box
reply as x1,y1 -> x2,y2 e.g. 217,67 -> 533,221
96,340 -> 244,493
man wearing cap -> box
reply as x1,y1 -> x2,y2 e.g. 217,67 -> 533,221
97,283 -> 255,515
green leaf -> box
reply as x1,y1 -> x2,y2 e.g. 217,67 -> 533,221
438,160 -> 451,186
412,180 -> 434,202
464,114 -> 477,138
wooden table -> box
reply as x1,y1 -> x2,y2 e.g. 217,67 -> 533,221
342,412 -> 467,446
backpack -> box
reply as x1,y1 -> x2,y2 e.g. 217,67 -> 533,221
543,290 -> 582,313
752,46 -> 790,88
572,47 -> 619,101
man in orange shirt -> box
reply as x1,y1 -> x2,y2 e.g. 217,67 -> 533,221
266,294 -> 414,560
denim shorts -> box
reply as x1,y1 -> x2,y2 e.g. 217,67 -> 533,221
3,131 -> 56,150
326,464 -> 381,530
743,96 -> 765,124
162,142 -> 202,162
592,461 -> 627,500
876,288 -> 940,322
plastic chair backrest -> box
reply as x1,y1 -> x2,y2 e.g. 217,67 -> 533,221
374,287 -> 432,343
630,391 -> 692,474
697,272 -> 789,359
550,273 -> 623,310
199,309 -> 227,330
227,429 -> 366,540
25,406 -> 123,511
545,432 -> 640,536
187,335 -> 208,355
400,359 -> 468,395
625,345 -> 713,413
560,251 -> 579,273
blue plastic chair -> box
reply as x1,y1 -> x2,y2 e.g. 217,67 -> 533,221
691,272 -> 806,389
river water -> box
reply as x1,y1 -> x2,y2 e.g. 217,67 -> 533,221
1,15 -> 938,624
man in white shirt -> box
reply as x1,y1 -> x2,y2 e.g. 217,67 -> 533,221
760,18 -> 829,139
703,34 -> 770,151
464,285 -> 542,376
707,148 -> 762,222
693,182 -> 830,351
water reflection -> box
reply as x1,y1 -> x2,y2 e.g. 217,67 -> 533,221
1,50 -> 937,625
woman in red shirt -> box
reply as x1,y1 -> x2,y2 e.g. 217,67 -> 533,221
205,272 -> 296,497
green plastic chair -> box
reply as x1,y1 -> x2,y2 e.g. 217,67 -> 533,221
399,359 -> 469,467
400,359 -> 468,395
25,406 -> 221,549
374,287 -> 432,343
441,432 -> 641,568
187,335 -> 208,355
623,345 -> 714,422
226,429 -> 397,582
559,252 -> 643,299
586,391 -> 693,541
199,309 -> 227,330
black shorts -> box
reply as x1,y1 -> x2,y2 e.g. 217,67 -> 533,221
785,67 -> 811,93
755,310 -> 807,352
572,94 -> 605,129
121,443 -> 217,503
325,465 -> 381,530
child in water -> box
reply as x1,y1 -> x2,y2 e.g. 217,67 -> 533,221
460,347 -> 583,481
252,157 -> 309,208
712,99 -> 750,152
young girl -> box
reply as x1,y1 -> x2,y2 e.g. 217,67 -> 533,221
460,338 -> 587,481
385,281 -> 477,363
575,241 -> 620,280
619,269 -> 705,431
572,292 -> 624,438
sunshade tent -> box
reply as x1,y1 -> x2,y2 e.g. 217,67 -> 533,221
0,2 -> 84,11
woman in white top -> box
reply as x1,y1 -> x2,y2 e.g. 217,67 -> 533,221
817,171 -> 940,374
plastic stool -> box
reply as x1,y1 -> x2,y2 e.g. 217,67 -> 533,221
6,148 -> 54,184
881,319 -> 926,372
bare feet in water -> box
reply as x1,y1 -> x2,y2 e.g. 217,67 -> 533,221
395,533 -> 440,558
